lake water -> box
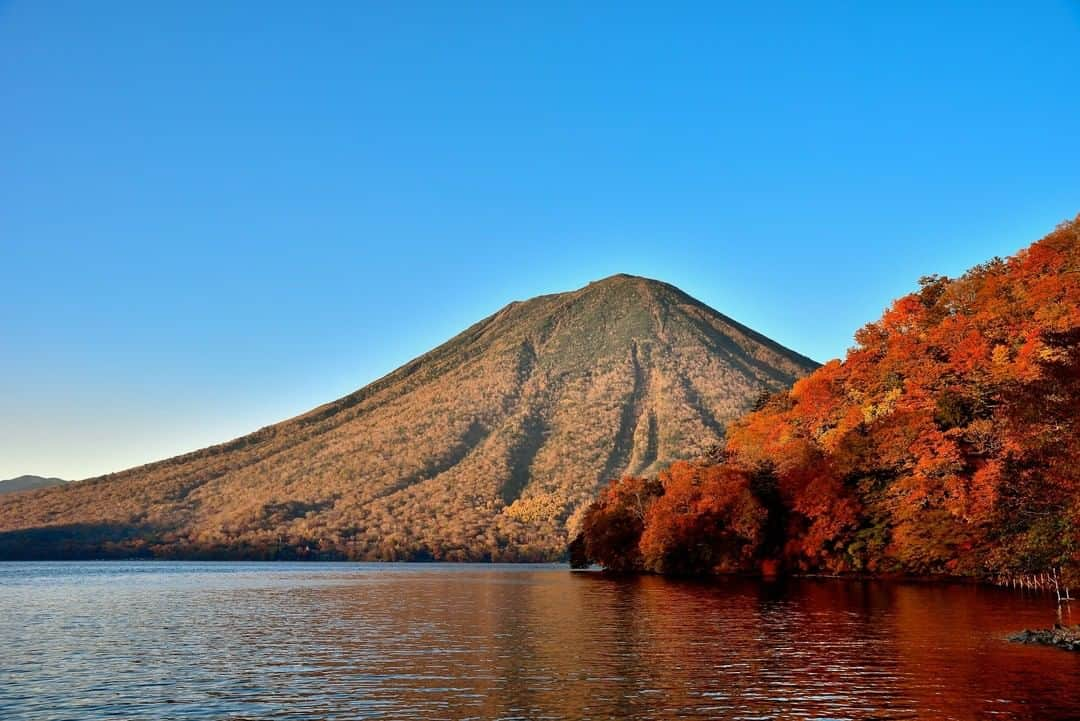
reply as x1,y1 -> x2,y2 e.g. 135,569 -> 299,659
2,563 -> 1079,720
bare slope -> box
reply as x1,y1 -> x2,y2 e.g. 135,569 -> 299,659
0,274 -> 816,560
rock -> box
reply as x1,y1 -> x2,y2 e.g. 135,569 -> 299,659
1010,625 -> 1080,652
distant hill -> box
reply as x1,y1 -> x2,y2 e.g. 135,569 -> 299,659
0,476 -> 66,495
0,274 -> 817,560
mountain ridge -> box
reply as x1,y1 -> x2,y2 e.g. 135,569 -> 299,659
0,476 -> 66,496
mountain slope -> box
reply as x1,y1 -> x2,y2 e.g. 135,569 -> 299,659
0,274 -> 816,560
0,476 -> 66,495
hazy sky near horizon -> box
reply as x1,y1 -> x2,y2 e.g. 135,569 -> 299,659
2,2 -> 1079,480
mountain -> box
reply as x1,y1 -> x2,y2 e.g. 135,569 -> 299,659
0,274 -> 817,560
0,476 -> 66,495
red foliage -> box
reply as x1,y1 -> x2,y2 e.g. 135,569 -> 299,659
574,476 -> 663,572
638,462 -> 766,575
577,216 -> 1080,581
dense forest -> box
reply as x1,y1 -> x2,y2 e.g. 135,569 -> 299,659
573,217 -> 1080,584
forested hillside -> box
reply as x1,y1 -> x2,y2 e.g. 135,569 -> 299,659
575,217 -> 1080,583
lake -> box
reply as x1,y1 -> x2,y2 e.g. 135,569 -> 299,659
1,563 -> 1079,720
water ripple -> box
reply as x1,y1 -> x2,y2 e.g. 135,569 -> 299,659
1,562 -> 1079,720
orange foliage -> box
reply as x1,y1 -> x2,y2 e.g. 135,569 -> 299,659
578,216 -> 1080,582
638,462 -> 765,575
574,476 -> 663,572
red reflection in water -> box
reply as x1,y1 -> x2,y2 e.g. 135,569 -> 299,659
3,564 -> 1079,720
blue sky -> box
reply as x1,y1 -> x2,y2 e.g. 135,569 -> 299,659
2,1 -> 1078,480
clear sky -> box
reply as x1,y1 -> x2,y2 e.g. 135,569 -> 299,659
2,1 -> 1078,480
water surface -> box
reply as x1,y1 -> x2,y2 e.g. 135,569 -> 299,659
2,562 -> 1078,720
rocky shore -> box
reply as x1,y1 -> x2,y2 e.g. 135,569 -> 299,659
1010,625 -> 1080,652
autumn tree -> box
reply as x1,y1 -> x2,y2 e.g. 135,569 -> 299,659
572,476 -> 663,571
577,216 -> 1080,582
638,462 -> 766,575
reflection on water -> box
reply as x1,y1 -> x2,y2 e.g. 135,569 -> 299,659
1,562 -> 1079,720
